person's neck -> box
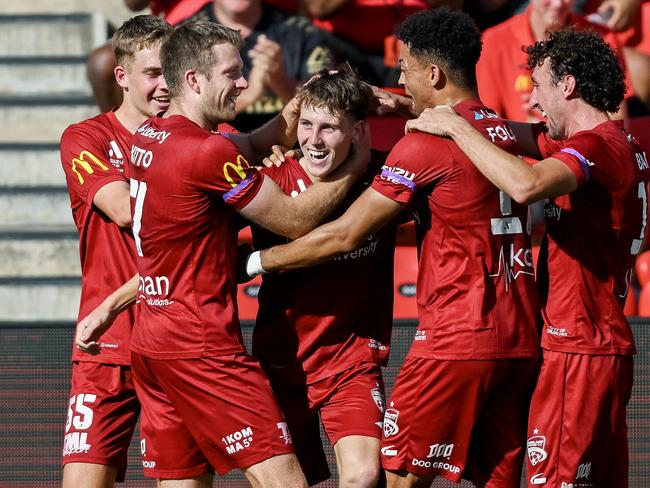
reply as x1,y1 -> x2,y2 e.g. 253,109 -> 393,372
434,86 -> 479,109
563,101 -> 610,138
164,99 -> 216,131
113,102 -> 150,134
214,2 -> 262,38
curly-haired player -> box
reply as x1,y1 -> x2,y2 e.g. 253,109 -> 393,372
409,29 -> 649,488
244,8 -> 541,487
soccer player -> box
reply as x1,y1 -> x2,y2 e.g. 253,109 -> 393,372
250,67 -> 395,487
243,9 -> 540,487
59,15 -> 173,488
105,21 -> 369,486
407,29 -> 649,488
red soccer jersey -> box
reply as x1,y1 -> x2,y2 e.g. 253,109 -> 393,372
476,8 -> 635,122
251,153 -> 395,384
128,115 -> 263,359
535,121 -> 649,355
371,100 -> 539,360
60,110 -> 137,365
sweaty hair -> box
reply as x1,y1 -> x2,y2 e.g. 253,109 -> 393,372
526,29 -> 626,113
296,64 -> 371,121
112,15 -> 173,69
161,21 -> 244,98
396,8 -> 482,90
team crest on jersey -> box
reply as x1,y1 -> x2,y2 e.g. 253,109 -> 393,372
371,384 -> 385,413
383,402 -> 400,437
527,430 -> 548,466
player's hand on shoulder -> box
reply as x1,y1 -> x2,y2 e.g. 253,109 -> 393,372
405,105 -> 459,137
75,305 -> 117,355
262,145 -> 302,168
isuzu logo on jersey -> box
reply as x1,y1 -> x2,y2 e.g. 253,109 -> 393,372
222,426 -> 253,455
108,140 -> 124,170
383,402 -> 400,437
136,124 -> 171,144
380,165 -> 417,190
527,430 -> 548,466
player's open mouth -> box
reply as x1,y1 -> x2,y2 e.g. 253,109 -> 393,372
153,96 -> 169,104
307,149 -> 328,162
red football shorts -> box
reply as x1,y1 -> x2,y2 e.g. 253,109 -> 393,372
269,362 -> 385,486
62,361 -> 140,482
525,350 -> 633,487
131,352 -> 294,479
381,356 -> 539,486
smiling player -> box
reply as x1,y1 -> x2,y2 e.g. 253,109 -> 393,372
251,67 -> 396,487
59,15 -> 173,488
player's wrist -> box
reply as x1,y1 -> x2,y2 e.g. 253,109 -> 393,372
246,250 -> 268,277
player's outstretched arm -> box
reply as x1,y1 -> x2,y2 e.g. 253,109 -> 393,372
93,180 -> 132,228
247,188 -> 404,276
406,106 -> 577,204
239,130 -> 371,239
76,273 -> 139,354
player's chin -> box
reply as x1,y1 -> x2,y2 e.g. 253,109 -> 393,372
151,99 -> 170,114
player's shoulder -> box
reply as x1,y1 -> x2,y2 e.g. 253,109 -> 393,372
62,113 -> 112,141
391,131 -> 449,157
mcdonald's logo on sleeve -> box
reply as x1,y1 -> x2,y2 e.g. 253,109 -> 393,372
223,154 -> 252,188
70,150 -> 110,185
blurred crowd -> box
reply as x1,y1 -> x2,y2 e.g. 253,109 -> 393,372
87,0 -> 650,131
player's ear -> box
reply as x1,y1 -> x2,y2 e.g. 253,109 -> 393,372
114,65 -> 128,90
430,64 -> 444,89
562,74 -> 577,99
185,69 -> 201,94
351,120 -> 366,143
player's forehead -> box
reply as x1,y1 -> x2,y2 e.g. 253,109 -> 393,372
531,58 -> 552,84
211,43 -> 243,72
129,45 -> 163,70
299,104 -> 348,126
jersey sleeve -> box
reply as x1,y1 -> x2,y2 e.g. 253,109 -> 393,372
547,132 -> 619,190
192,134 -> 264,209
370,132 -> 453,204
59,124 -> 126,208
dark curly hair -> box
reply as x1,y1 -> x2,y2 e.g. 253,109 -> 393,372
525,29 -> 626,113
396,8 -> 482,90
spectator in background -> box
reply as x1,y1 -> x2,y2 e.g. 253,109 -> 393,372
86,0 -> 210,112
476,0 -> 635,122
580,0 -> 650,112
184,0 -> 333,132
303,0 -> 448,86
